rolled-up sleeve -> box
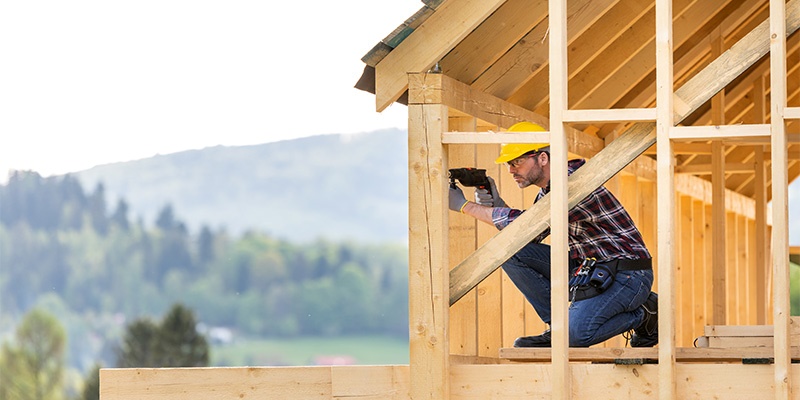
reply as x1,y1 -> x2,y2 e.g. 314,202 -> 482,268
491,207 -> 522,230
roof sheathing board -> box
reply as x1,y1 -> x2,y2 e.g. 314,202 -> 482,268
360,3 -> 438,67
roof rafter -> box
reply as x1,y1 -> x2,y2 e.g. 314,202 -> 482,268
374,0 -> 507,112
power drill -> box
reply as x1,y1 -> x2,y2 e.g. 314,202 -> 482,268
448,168 -> 493,197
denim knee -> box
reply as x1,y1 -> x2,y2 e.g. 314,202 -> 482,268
568,323 -> 595,347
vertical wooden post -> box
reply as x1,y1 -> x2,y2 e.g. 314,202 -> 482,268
476,143 -> 503,356
407,72 -> 450,400
447,117 -> 478,357
752,76 -> 769,325
549,0 -> 570,397
692,200 -> 707,339
769,0 -> 792,397
656,0 -> 677,397
711,30 -> 728,326
679,195 -> 694,346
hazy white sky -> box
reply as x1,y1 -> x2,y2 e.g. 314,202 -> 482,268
0,0 -> 419,180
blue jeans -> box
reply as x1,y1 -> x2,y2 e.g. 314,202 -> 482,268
501,242 -> 654,347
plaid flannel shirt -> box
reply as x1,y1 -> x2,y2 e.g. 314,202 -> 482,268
491,159 -> 651,262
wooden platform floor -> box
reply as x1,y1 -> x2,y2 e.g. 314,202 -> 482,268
500,346 -> 800,363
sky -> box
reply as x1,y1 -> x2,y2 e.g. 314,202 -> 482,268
0,0 -> 420,180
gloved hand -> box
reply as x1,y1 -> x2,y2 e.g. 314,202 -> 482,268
449,184 -> 469,212
474,176 -> 507,208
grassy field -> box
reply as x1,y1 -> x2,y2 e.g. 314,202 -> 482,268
210,335 -> 410,367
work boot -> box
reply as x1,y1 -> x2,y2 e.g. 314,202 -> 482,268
631,292 -> 658,347
513,328 -> 551,348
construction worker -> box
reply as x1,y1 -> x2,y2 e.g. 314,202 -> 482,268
448,121 -> 658,348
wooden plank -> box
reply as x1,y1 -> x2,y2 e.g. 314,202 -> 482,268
499,346 -> 800,362
670,124 -> 771,141
737,215 -> 750,324
448,0 -> 800,305
331,366 -> 410,399
549,0 -> 570,397
706,335 -> 800,348
726,211 -> 738,324
452,363 -> 800,400
562,108 -> 656,123
675,162 -> 755,174
692,200 -> 707,339
442,132 -> 550,144
100,366 -> 334,400
476,143 -> 502,357
712,142 -> 727,325
498,147 -> 527,347
374,0 -> 506,111
674,173 -> 757,219
99,363 -> 800,400
655,1 -> 678,399
786,106 -> 800,119
472,0 -> 619,100
680,195 -> 695,346
447,119 -> 479,356
748,217 -> 758,324
771,0 -> 792,396
701,320 -> 800,339
442,0 -> 547,84
408,101 -> 449,400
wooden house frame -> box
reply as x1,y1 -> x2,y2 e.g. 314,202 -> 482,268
101,0 -> 800,398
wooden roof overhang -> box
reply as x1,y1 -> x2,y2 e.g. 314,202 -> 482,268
355,0 -> 800,199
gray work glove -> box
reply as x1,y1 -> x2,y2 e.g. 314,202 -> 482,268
449,184 -> 469,212
474,176 -> 507,208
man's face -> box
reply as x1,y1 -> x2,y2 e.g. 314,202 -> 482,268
505,152 -> 548,189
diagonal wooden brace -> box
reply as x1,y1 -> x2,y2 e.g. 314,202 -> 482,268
449,0 -> 800,306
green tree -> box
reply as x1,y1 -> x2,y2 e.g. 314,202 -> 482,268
156,304 -> 209,367
115,318 -> 160,367
115,304 -> 209,368
0,308 -> 66,400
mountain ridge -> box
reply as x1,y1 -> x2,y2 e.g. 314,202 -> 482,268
72,129 -> 409,243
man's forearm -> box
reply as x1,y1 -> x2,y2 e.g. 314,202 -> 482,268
461,201 -> 495,226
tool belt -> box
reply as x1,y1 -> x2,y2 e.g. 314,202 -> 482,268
569,257 -> 652,302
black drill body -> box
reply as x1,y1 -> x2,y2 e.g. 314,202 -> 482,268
448,168 -> 493,198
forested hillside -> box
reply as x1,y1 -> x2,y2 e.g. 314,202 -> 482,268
72,129 -> 409,243
0,170 -> 409,375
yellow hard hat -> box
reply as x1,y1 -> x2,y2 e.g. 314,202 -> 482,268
495,122 -> 548,164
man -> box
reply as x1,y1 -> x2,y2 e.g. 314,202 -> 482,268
448,122 -> 658,348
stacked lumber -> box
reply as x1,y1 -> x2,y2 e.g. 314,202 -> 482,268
694,317 -> 800,348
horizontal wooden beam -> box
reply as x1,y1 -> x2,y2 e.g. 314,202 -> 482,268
563,108 -> 657,122
676,162 -> 755,174
670,124 -> 771,141
442,131 -> 550,144
101,363 -> 800,399
786,106 -> 800,119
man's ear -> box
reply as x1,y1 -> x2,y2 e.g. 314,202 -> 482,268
539,152 -> 549,166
